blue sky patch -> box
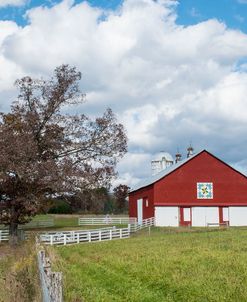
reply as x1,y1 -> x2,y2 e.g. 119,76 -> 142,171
1,0 -> 247,32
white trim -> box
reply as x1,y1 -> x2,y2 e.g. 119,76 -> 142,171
137,199 -> 143,225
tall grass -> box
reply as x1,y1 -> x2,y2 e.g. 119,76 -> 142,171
52,227 -> 247,302
0,240 -> 41,302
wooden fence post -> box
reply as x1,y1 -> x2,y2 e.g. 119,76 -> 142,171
37,250 -> 63,302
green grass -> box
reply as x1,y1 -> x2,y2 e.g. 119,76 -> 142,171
1,214 -> 128,233
32,214 -> 127,231
0,214 -> 79,230
33,214 -> 79,228
50,227 -> 247,302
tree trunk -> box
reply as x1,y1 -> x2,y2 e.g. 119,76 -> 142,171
9,222 -> 19,246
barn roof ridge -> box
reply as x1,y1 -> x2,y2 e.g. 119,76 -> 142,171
130,149 -> 247,192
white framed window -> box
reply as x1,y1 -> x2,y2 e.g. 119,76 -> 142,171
145,199 -> 148,207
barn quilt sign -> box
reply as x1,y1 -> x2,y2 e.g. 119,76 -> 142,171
197,183 -> 213,199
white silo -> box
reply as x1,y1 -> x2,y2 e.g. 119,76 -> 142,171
151,152 -> 174,175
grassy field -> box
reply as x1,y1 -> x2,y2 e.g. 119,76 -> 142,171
36,214 -> 79,228
0,214 -> 79,230
0,214 -> 128,230
50,227 -> 247,302
1,214 -> 127,230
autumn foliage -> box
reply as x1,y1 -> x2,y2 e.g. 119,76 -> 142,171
0,65 -> 127,243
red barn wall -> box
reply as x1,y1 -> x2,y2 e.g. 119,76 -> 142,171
154,151 -> 247,206
129,185 -> 154,219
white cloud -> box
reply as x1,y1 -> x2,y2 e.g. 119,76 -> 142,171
1,0 -> 247,187
0,0 -> 27,7
0,21 -> 23,96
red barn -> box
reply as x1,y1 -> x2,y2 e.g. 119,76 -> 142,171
129,150 -> 247,226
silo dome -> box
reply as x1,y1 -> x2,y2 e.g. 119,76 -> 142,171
151,152 -> 174,175
153,152 -> 174,162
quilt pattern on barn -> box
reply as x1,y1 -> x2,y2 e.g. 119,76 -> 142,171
197,183 -> 213,199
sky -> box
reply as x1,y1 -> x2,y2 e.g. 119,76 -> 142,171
1,0 -> 247,188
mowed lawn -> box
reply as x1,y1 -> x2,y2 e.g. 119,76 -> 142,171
51,227 -> 247,302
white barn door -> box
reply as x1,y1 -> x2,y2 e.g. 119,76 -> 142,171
223,207 -> 229,222
192,207 -> 219,227
229,207 -> 247,226
155,207 -> 179,226
137,199 -> 143,224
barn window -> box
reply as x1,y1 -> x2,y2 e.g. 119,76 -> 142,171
145,199 -> 149,207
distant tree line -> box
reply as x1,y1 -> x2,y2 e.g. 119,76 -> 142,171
47,184 -> 130,214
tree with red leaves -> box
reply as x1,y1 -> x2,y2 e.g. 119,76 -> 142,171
0,65 -> 127,244
113,184 -> 130,212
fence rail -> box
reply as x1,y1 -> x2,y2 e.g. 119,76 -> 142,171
21,219 -> 54,229
78,217 -> 137,225
207,222 -> 229,227
130,217 -> 156,232
1,217 -> 156,245
39,226 -> 130,245
0,230 -> 9,242
39,217 -> 156,246
0,229 -> 35,242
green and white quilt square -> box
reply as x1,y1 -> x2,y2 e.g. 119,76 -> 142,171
197,182 -> 213,199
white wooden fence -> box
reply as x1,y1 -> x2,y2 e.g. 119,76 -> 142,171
1,217 -> 156,245
207,222 -> 229,227
130,217 -> 155,232
39,226 -> 130,246
21,218 -> 54,229
0,229 -> 34,242
39,217 -> 156,246
0,229 -> 9,242
78,217 -> 137,225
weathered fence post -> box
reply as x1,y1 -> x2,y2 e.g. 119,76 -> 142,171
50,272 -> 63,302
37,250 -> 63,302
